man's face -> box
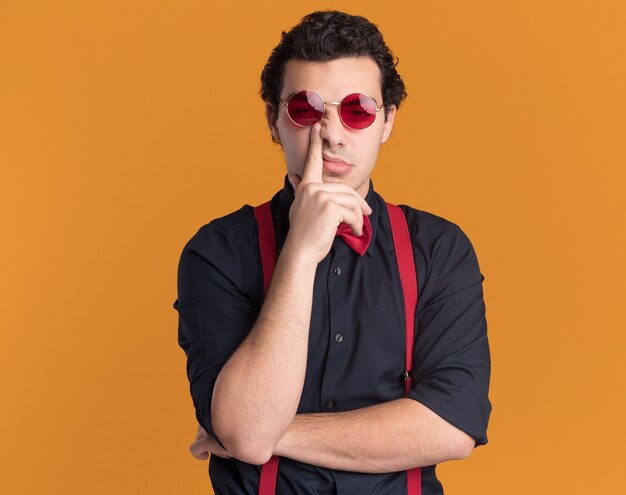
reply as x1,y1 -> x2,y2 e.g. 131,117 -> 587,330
266,56 -> 396,198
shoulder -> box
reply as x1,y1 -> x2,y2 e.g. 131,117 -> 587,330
392,204 -> 481,280
177,205 -> 258,286
183,205 -> 257,259
176,205 -> 263,301
392,204 -> 484,307
395,204 -> 468,248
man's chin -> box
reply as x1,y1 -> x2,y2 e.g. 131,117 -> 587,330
322,173 -> 351,185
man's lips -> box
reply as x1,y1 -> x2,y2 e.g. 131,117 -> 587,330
322,154 -> 349,165
322,154 -> 352,174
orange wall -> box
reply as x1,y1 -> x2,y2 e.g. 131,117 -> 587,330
1,1 -> 625,493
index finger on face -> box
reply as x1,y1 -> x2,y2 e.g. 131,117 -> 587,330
300,123 -> 323,185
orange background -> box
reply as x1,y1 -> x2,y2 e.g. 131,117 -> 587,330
1,1 -> 625,493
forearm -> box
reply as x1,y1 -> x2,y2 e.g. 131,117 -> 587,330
274,398 -> 475,473
211,242 -> 316,464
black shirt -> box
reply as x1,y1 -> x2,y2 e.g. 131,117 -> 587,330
175,177 -> 491,495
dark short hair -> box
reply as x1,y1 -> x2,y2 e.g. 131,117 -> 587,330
261,11 -> 407,123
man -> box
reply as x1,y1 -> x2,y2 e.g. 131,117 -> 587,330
175,10 -> 491,495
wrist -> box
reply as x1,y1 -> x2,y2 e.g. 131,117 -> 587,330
273,417 -> 301,458
280,235 -> 320,270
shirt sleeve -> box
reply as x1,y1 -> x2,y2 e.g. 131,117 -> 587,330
407,225 -> 492,446
173,220 -> 259,445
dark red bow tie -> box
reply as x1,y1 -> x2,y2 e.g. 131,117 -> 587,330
336,215 -> 372,256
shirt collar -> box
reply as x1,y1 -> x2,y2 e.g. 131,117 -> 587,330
274,175 -> 380,257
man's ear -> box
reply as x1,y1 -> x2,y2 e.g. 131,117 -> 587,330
380,104 -> 397,144
265,102 -> 281,143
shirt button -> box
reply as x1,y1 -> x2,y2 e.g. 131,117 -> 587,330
333,267 -> 342,276
334,333 -> 343,343
325,400 -> 336,410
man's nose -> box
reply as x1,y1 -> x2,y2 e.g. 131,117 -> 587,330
319,103 -> 346,148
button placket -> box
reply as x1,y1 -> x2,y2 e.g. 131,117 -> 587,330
319,242 -> 351,412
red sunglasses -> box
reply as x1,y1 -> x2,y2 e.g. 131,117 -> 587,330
280,90 -> 383,130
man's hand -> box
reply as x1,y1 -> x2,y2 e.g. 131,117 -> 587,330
285,123 -> 372,264
189,424 -> 232,461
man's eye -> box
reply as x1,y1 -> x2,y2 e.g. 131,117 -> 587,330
292,108 -> 316,115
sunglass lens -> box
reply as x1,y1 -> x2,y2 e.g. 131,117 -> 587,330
287,91 -> 324,126
340,93 -> 377,129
